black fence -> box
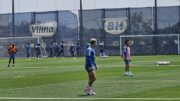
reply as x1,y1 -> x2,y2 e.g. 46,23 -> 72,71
0,6 -> 180,56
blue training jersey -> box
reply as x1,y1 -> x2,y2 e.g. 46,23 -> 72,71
85,46 -> 96,68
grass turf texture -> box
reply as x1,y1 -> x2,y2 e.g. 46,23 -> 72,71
0,55 -> 180,101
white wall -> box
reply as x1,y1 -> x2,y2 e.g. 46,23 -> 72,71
0,0 -> 180,14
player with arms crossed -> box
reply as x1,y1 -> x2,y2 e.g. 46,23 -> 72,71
84,39 -> 97,96
122,40 -> 133,76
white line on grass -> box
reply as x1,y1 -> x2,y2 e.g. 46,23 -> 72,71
0,97 -> 180,100
13,64 -> 180,69
100,64 -> 180,68
21,67 -> 49,69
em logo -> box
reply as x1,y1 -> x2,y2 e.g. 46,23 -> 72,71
104,18 -> 127,35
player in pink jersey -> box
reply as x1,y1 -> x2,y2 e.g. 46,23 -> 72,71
122,40 -> 133,76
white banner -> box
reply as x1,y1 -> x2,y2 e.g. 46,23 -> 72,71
104,18 -> 127,35
30,21 -> 57,37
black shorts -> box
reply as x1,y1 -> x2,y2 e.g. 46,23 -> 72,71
124,59 -> 131,65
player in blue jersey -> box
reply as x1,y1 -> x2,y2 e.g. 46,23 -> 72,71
84,39 -> 97,96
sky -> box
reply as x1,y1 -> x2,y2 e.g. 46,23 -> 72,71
0,0 -> 180,14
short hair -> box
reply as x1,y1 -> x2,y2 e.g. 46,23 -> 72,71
12,44 -> 15,47
125,39 -> 129,44
90,38 -> 97,45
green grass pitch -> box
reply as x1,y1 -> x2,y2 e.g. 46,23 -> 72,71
0,55 -> 180,101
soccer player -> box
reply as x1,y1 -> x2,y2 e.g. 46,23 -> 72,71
69,42 -> 75,57
8,44 -> 17,67
122,40 -> 133,76
56,42 -> 61,57
53,42 -> 58,57
35,43 -> 41,59
30,41 -> 35,57
99,41 -> 105,57
49,42 -> 55,58
76,43 -> 80,58
84,39 -> 97,96
26,42 -> 31,59
59,41 -> 64,57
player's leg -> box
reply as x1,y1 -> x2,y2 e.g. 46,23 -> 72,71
27,51 -> 29,58
128,60 -> 133,76
73,51 -> 74,57
27,53 -> 29,58
99,49 -> 102,56
60,49 -> 64,58
28,52 -> 30,58
12,54 -> 15,67
31,49 -> 33,57
88,70 -> 96,86
28,52 -> 30,59
76,50 -> 80,58
124,59 -> 133,76
27,51 -> 28,58
70,51 -> 73,57
62,50 -> 64,58
124,59 -> 130,76
86,70 -> 96,95
58,50 -> 61,57
39,51 -> 41,58
36,51 -> 38,58
8,55 -> 12,67
37,51 -> 40,59
78,51 -> 80,57
57,50 -> 60,57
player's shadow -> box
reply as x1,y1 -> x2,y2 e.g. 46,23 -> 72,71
78,94 -> 89,97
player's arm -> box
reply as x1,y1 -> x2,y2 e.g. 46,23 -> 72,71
8,47 -> 11,54
86,49 -> 93,67
122,51 -> 127,59
94,62 -> 98,70
122,52 -> 125,59
91,51 -> 98,70
121,48 -> 124,58
87,56 -> 93,67
122,47 -> 126,59
92,56 -> 97,70
122,47 -> 129,60
8,47 -> 10,51
126,47 -> 131,60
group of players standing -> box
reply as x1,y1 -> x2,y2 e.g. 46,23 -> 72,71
7,39 -> 133,96
25,41 -> 105,59
49,41 -> 81,58
25,41 -> 81,59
